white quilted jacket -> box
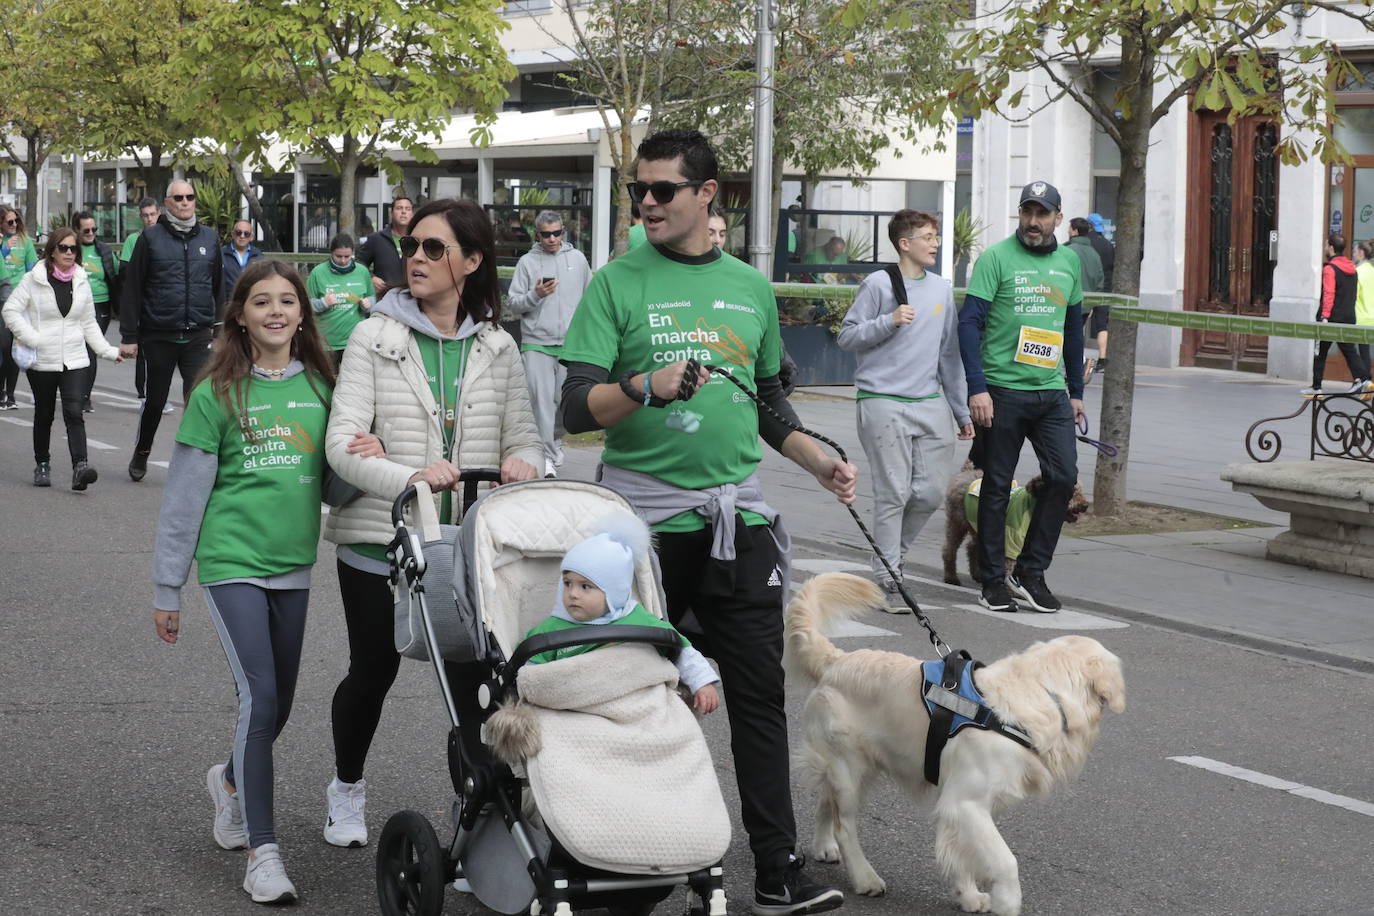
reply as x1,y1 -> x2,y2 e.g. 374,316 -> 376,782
2,264 -> 119,372
324,311 -> 543,544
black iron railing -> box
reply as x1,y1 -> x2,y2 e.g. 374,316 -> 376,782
1244,392 -> 1374,463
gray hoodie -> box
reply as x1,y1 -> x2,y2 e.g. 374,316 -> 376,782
506,240 -> 593,347
370,286 -> 484,342
837,268 -> 970,426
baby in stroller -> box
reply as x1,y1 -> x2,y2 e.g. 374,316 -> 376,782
523,513 -> 720,715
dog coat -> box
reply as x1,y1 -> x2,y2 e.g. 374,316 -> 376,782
963,478 -> 1035,561
920,652 -> 1035,785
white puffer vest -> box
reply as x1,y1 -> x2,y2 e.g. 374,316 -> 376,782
323,312 -> 543,545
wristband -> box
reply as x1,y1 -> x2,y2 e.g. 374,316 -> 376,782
643,370 -> 653,406
619,370 -> 670,408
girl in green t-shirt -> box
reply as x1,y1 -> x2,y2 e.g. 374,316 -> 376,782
0,205 -> 38,409
150,259 -> 383,904
307,232 -> 375,362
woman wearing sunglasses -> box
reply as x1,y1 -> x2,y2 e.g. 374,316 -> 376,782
0,205 -> 38,410
319,198 -> 541,845
1,227 -> 122,488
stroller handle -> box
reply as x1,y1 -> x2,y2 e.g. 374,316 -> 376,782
390,467 -> 504,526
504,625 -> 685,686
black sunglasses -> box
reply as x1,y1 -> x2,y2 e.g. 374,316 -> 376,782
56,244 -> 78,254
170,193 -> 196,202
398,236 -> 458,260
626,180 -> 704,204
2,218 -> 16,226
538,228 -> 564,239
233,230 -> 253,237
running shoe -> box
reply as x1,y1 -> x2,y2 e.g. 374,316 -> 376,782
242,844 -> 297,904
207,763 -> 248,850
128,451 -> 149,482
324,777 -> 368,847
71,461 -> 98,491
979,579 -> 1019,613
753,854 -> 843,915
1008,573 -> 1062,613
879,579 -> 912,615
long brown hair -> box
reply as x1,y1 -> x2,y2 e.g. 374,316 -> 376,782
0,206 -> 28,243
407,198 -> 501,325
199,259 -> 336,436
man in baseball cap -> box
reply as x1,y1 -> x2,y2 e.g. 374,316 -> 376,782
955,178 -> 1086,614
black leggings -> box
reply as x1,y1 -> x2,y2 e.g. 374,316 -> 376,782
331,560 -> 402,783
82,308 -> 112,401
27,367 -> 87,465
0,322 -> 20,402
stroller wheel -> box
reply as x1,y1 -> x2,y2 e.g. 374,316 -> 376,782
376,810 -> 447,916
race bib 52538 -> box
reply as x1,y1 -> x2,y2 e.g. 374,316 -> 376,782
1014,325 -> 1062,368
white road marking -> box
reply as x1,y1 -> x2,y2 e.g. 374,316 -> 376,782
0,415 -> 116,449
89,386 -> 147,407
1168,756 -> 1374,819
825,619 -> 898,638
793,558 -> 871,575
955,603 -> 1129,629
150,460 -> 169,469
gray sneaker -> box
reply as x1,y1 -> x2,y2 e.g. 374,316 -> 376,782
879,580 -> 912,615
207,764 -> 248,850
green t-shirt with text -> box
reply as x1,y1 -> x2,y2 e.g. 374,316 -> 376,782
1,235 -> 37,286
966,235 -> 1082,391
80,244 -> 116,304
307,261 -> 374,350
175,373 -> 331,583
415,334 -> 473,521
561,244 -> 781,532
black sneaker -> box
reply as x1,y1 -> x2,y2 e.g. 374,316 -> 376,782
81,398 -> 94,413
1093,358 -> 1108,374
33,462 -> 51,487
1008,573 -> 1062,613
753,855 -> 843,915
72,461 -> 98,491
979,579 -> 1019,613
128,451 -> 150,482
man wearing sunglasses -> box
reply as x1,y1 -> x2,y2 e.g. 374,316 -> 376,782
357,195 -> 413,296
72,212 -> 122,413
220,219 -> 263,301
119,180 -> 224,481
560,129 -> 853,916
506,210 -> 592,477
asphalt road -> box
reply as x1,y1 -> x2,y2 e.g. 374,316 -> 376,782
2,360 -> 1372,916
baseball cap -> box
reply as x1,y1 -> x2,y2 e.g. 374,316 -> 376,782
1019,180 -> 1062,212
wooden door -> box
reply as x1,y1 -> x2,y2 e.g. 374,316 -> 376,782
1183,112 -> 1279,370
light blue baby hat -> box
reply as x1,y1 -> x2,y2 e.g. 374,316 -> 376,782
555,511 -> 651,624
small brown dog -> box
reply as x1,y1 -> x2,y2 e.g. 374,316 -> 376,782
942,461 -> 1089,586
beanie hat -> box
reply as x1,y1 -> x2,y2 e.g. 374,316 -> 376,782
554,511 -> 651,624
1087,213 -> 1105,233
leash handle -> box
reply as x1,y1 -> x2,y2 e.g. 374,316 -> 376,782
703,365 -> 952,658
1075,414 -> 1119,458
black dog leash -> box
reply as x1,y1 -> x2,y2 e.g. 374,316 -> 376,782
683,359 -> 953,659
1076,415 -> 1118,458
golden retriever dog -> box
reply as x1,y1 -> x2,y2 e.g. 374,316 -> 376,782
942,462 -> 1091,586
785,573 -> 1125,915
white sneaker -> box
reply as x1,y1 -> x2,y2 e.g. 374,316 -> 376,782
324,777 -> 368,847
243,844 -> 297,904
1300,386 -> 1324,397
207,764 -> 248,850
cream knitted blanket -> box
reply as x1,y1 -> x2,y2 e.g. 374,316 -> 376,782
518,644 -> 731,875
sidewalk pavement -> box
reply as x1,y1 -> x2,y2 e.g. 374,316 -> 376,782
562,365 -> 1374,668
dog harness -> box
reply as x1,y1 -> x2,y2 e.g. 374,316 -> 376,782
921,651 -> 1036,785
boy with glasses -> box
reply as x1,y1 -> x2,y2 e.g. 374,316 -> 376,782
118,180 -> 224,481
220,220 -> 263,301
506,211 -> 592,476
72,212 -> 122,412
837,209 -> 973,611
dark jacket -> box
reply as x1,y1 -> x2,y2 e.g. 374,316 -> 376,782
220,242 -> 264,301
357,226 -> 404,289
1088,231 -> 1115,291
87,239 -> 121,310
119,215 -> 224,343
1321,256 -> 1358,323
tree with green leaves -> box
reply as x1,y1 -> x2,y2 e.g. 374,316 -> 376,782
884,0 -> 1374,516
0,3 -> 72,229
197,0 -> 515,236
45,0 -> 212,198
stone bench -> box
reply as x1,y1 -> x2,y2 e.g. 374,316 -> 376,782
1221,461 -> 1374,578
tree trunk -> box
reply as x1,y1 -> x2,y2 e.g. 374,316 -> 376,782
223,151 -> 280,252
1091,70 -> 1151,518
612,123 -> 636,257
338,136 -> 359,236
133,147 -> 170,204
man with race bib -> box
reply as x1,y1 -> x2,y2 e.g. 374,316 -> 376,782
957,180 -> 1085,615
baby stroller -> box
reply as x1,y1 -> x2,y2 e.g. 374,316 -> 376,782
376,471 -> 730,916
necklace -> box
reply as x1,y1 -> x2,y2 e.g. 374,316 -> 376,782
253,365 -> 286,379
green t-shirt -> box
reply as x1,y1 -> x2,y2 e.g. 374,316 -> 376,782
966,235 -> 1083,391
306,261 -> 374,350
523,603 -> 689,665
964,477 -> 1034,560
1,234 -> 37,285
80,244 -> 116,304
120,230 -> 142,263
560,244 -> 782,532
175,373 -> 331,583
415,334 -> 473,520
627,223 -> 647,250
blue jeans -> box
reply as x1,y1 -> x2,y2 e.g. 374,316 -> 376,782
975,386 -> 1077,583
